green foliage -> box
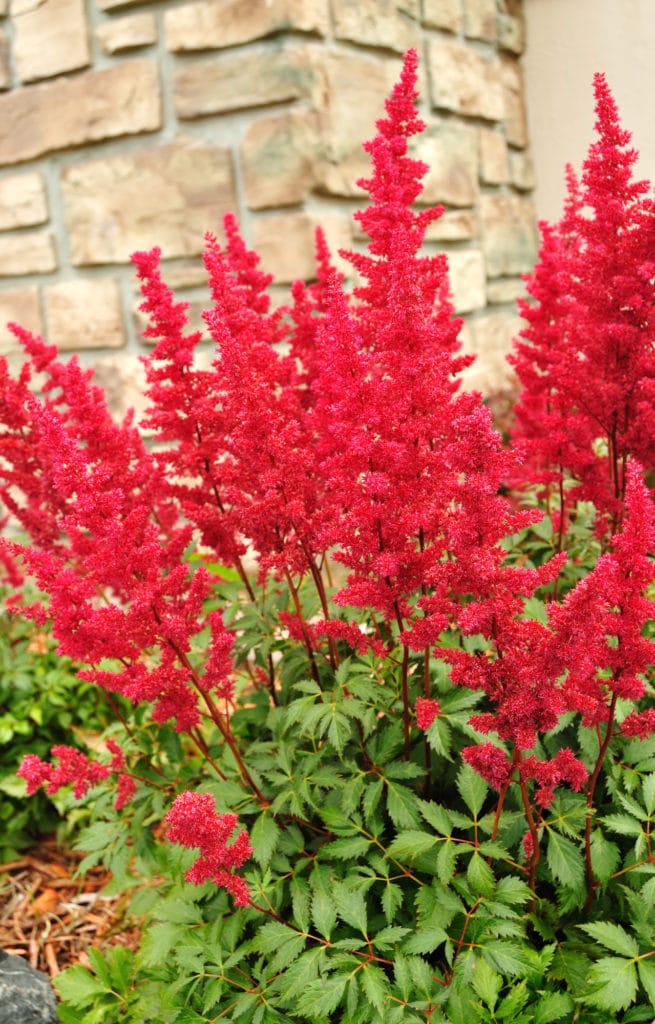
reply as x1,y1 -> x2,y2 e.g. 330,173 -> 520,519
0,597 -> 116,859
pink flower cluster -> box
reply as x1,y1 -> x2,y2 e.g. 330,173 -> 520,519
18,740 -> 136,810
164,791 -> 251,906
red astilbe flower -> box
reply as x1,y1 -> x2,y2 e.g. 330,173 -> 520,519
164,791 -> 252,906
510,74 -> 655,530
415,697 -> 440,731
548,461 -> 655,730
136,219 -> 323,583
20,740 -> 136,812
308,48 -> 532,643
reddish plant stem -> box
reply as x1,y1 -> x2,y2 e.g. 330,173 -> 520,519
283,567 -> 321,685
584,692 -> 618,913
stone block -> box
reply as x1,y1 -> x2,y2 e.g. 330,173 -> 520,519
448,249 -> 486,314
174,43 -> 317,119
0,172 -> 48,229
251,212 -> 351,283
96,0 -> 158,9
61,139 -> 236,264
0,29 -> 9,90
96,12 -> 157,54
463,0 -> 497,41
0,60 -> 161,165
332,0 -> 420,53
486,277 -> 526,306
242,109 -> 319,209
45,278 -> 125,350
479,127 -> 509,185
165,0 -> 328,51
501,57 -> 528,148
417,121 -> 478,207
480,193 -> 537,278
152,260 -> 209,290
421,0 -> 461,33
460,311 -> 521,394
428,39 -> 504,121
0,286 -> 42,352
509,150 -> 535,191
312,52 -> 401,197
425,210 -> 477,243
498,13 -> 524,54
93,353 -> 148,421
13,0 -> 90,83
0,950 -> 58,1024
0,230 -> 57,275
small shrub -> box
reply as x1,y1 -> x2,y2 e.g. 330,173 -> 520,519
2,49 -> 655,1023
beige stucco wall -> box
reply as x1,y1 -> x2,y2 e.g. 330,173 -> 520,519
524,0 -> 655,224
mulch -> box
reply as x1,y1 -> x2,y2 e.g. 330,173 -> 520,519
0,835 -> 141,979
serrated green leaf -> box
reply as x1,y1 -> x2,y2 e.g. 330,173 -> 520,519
471,955 -> 501,1010
333,881 -> 368,935
372,925 -> 411,950
546,829 -> 585,889
436,840 -> 458,885
457,763 -> 488,818
386,780 -> 421,828
250,813 -> 281,869
638,957 -> 655,1005
252,920 -> 298,955
590,828 -> 621,883
418,800 -> 452,835
427,716 -> 452,759
311,889 -> 336,939
495,876 -> 532,906
643,774 -> 655,816
496,979 -> 529,1019
320,835 -> 371,860
579,921 -> 639,958
54,966 -> 107,1007
290,877 -> 310,933
387,829 -> 436,860
403,926 -> 448,955
137,921 -> 182,968
584,957 -> 638,1012
382,880 -> 403,923
481,941 -> 532,977
533,991 -> 575,1024
602,813 -> 644,836
467,852 -> 495,897
294,974 -> 348,1018
361,962 -> 389,1016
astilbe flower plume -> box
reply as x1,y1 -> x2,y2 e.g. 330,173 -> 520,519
164,791 -> 252,906
18,739 -> 136,811
510,73 -> 655,530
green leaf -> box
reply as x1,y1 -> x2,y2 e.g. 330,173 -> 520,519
250,813 -> 280,869
579,921 -> 639,958
54,966 -> 107,1007
533,991 -> 575,1024
382,880 -> 403,923
372,925 -> 411,950
436,840 -> 458,885
137,922 -> 182,968
386,780 -> 421,829
584,957 -> 638,1012
290,877 -> 310,933
602,813 -> 644,836
320,835 -> 371,860
294,974 -> 348,1019
638,957 -> 655,1006
643,773 -> 655,816
481,941 -> 532,978
387,829 -> 436,861
496,979 -> 529,1019
467,852 -> 495,897
332,881 -> 368,935
417,800 -> 452,835
311,889 -> 337,939
403,926 -> 448,955
457,763 -> 488,818
360,962 -> 389,1016
589,828 -> 621,883
471,955 -> 501,1010
495,876 -> 532,906
546,829 -> 585,889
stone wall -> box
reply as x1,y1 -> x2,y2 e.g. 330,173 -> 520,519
0,0 -> 532,414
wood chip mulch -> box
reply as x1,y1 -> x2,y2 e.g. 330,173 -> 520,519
0,836 -> 142,979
